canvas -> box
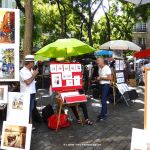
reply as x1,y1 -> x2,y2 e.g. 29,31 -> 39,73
7,92 -> 30,124
0,8 -> 20,45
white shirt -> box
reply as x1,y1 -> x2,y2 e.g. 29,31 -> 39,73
98,65 -> 111,84
20,66 -> 36,94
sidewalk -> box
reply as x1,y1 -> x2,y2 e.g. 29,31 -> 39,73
31,86 -> 144,150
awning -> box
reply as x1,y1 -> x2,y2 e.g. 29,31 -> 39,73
133,49 -> 150,58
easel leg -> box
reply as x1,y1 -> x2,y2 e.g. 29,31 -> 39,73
122,95 -> 129,106
113,85 -> 116,105
76,105 -> 83,126
56,103 -> 62,132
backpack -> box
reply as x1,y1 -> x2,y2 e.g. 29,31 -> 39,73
48,114 -> 71,130
42,104 -> 54,123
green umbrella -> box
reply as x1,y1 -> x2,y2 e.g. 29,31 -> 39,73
34,55 -> 50,61
35,38 -> 96,58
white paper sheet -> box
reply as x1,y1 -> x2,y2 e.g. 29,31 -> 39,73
74,76 -> 80,86
62,71 -> 72,80
51,74 -> 62,87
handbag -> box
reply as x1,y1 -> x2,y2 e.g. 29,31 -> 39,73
48,114 -> 71,130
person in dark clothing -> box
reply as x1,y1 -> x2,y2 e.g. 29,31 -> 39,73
124,58 -> 131,82
70,89 -> 93,125
70,103 -> 93,125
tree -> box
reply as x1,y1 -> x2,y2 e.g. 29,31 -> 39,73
94,0 -> 136,44
71,0 -> 103,46
23,0 -> 33,55
15,0 -> 33,55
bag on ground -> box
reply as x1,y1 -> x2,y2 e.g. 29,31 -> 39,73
48,114 -> 71,129
42,104 -> 54,122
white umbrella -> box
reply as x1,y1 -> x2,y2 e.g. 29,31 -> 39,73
100,40 -> 141,51
125,0 -> 150,5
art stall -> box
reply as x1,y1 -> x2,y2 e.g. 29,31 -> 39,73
0,8 -> 32,150
50,62 -> 87,131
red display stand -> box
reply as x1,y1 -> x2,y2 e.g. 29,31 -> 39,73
50,62 -> 87,131
50,62 -> 87,104
50,62 -> 83,91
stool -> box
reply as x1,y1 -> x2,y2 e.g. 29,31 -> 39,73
37,89 -> 47,111
41,94 -> 50,109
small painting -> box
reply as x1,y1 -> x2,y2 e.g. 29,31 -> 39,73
0,85 -> 8,103
1,121 -> 32,150
51,74 -> 62,87
0,8 -> 20,44
7,92 -> 30,124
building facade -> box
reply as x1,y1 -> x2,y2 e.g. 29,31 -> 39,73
132,17 -> 150,50
1,0 -> 16,8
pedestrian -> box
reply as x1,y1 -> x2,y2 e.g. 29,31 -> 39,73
20,55 -> 38,129
96,58 -> 112,121
124,57 -> 131,82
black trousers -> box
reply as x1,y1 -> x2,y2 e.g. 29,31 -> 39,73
70,102 -> 88,120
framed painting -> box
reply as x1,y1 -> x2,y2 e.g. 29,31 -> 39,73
0,8 -> 20,45
7,92 -> 30,124
0,85 -> 8,103
0,46 -> 19,81
1,121 -> 32,150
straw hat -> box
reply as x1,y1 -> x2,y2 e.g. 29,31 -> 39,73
25,55 -> 34,62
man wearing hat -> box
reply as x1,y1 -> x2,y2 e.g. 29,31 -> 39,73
20,55 -> 38,127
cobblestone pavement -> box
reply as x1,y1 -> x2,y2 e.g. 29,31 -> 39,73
30,86 -> 144,150
0,86 -> 144,150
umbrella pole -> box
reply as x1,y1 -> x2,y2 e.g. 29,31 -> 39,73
112,71 -> 116,105
112,82 -> 116,105
134,57 -> 136,71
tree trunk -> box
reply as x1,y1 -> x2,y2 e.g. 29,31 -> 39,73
87,0 -> 93,46
87,23 -> 93,46
56,0 -> 65,38
23,0 -> 33,56
102,5 -> 111,41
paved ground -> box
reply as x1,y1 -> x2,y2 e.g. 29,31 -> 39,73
30,86 -> 144,150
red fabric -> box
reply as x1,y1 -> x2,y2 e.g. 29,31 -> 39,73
134,49 -> 150,58
50,62 -> 83,91
48,114 -> 71,130
65,95 -> 87,103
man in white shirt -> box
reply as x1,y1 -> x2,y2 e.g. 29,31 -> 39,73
96,58 -> 112,121
20,55 -> 38,125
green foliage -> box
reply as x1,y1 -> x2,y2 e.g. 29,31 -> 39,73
19,0 -> 147,52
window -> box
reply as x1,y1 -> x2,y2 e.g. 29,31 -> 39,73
141,23 -> 146,31
133,22 -> 147,32
138,38 -> 146,49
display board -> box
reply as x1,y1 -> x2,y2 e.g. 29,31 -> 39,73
145,69 -> 150,131
50,62 -> 83,91
116,83 -> 129,95
115,59 -> 125,84
0,8 -> 20,81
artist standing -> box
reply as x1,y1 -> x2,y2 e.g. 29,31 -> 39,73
20,55 -> 38,129
96,58 -> 112,121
